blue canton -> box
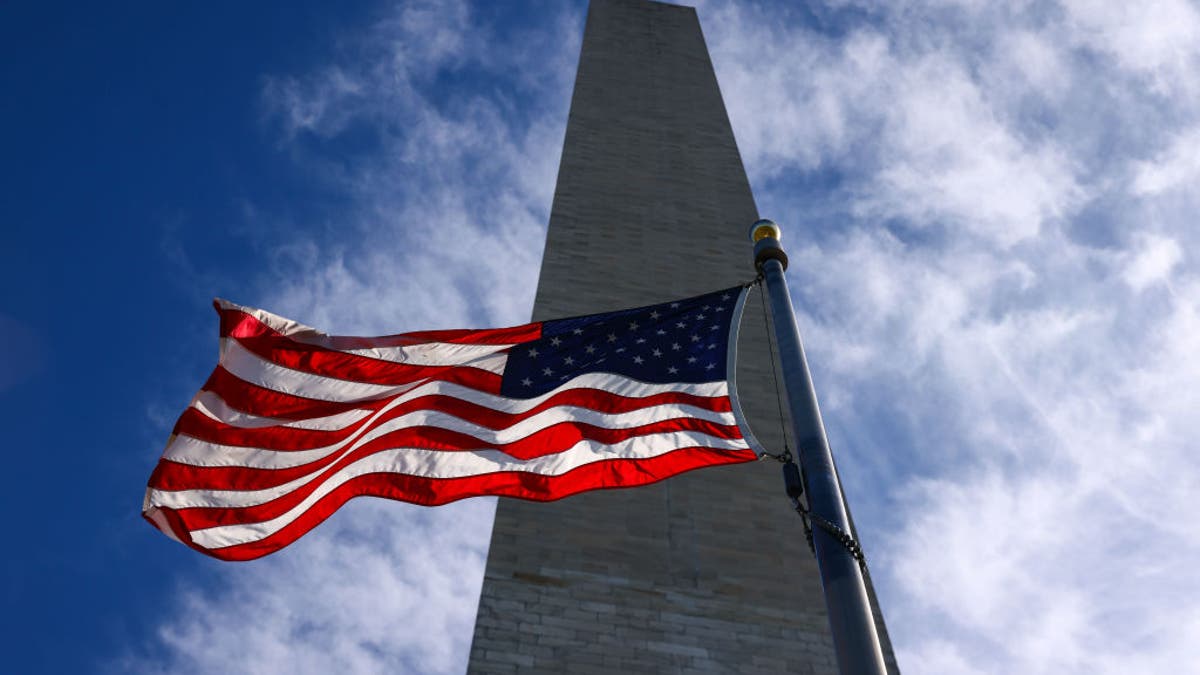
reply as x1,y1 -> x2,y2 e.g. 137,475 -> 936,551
501,287 -> 742,398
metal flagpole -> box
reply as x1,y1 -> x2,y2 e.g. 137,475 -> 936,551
750,219 -> 888,675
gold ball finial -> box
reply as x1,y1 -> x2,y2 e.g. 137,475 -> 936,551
750,219 -> 781,243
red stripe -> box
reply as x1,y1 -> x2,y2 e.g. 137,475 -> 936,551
383,325 -> 541,345
201,365 -> 502,421
232,333 -> 489,387
230,333 -> 487,386
221,307 -> 529,386
147,446 -> 758,561
176,388 -> 733,451
202,367 -> 376,420
151,415 -> 745,492
218,304 -> 542,346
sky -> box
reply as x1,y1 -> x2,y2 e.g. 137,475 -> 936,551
2,0 -> 1198,673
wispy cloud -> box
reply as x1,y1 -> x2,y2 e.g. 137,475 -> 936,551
148,500 -> 493,674
253,1 -> 579,335
134,2 -> 581,673
702,0 -> 1200,672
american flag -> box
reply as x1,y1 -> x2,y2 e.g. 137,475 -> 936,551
143,286 -> 759,560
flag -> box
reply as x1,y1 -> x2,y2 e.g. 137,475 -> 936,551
143,285 -> 760,560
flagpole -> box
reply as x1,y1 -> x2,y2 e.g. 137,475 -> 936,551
750,219 -> 888,675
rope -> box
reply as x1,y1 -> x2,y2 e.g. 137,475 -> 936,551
756,280 -> 792,460
786,483 -> 816,554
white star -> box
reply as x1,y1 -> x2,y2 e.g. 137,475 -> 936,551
635,337 -> 646,344
687,356 -> 697,364
690,334 -> 701,342
721,293 -> 730,300
697,313 -> 706,320
702,305 -> 710,311
550,337 -> 562,347
616,347 -> 626,353
652,348 -> 662,357
708,343 -> 717,350
633,356 -> 644,364
715,306 -> 725,312
650,310 -> 660,319
671,302 -> 680,308
585,344 -> 596,354
705,362 -> 716,370
710,325 -> 719,330
528,348 -> 539,358
564,356 -> 575,365
572,328 -> 583,335
668,366 -> 678,374
607,333 -> 618,343
543,367 -> 554,376
629,321 -> 639,330
676,321 -> 686,329
672,342 -> 681,350
521,377 -> 532,386
656,329 -> 666,335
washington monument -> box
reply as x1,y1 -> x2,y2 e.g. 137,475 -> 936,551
469,1 -> 898,671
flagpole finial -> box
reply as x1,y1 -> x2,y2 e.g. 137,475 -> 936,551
749,219 -> 781,243
751,219 -> 788,271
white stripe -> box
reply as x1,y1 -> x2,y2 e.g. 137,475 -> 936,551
219,339 -> 508,402
164,430 -> 752,549
165,398 -> 737,470
144,507 -> 183,544
200,368 -> 729,428
221,339 -> 402,401
456,353 -> 506,375
193,391 -> 373,430
339,342 -> 510,367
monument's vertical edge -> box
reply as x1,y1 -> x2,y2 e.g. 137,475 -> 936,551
468,1 -> 898,672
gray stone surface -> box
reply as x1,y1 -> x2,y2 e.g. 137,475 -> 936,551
468,1 -> 898,672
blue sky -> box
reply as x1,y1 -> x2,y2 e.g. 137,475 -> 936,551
4,1 -> 1200,673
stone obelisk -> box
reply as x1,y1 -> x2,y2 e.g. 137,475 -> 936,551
468,1 -> 898,672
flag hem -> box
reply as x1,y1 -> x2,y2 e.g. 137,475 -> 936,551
726,284 -> 769,458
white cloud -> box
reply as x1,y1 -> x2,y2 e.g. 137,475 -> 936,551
995,29 -> 1070,100
704,2 -> 1083,248
1122,233 -> 1182,291
870,53 -> 1082,246
1061,0 -> 1200,93
703,1 -> 1200,673
1133,127 -> 1200,196
145,500 -> 494,675
702,10 -> 891,174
